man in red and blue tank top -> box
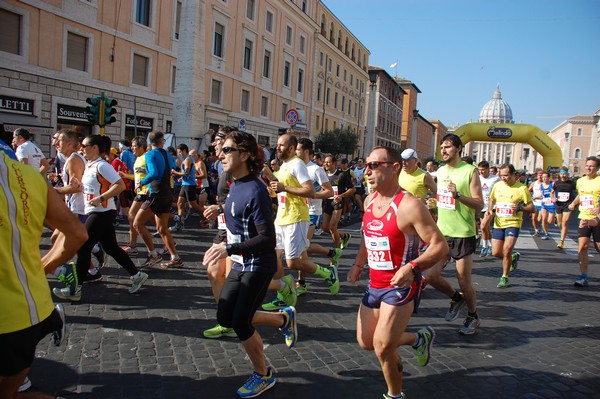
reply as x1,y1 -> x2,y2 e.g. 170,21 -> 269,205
347,146 -> 449,399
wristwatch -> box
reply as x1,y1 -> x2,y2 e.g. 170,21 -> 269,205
454,192 -> 461,200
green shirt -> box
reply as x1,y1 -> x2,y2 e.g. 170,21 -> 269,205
436,161 -> 477,238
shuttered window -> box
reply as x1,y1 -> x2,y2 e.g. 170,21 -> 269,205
0,9 -> 21,55
67,32 -> 87,71
132,54 -> 149,86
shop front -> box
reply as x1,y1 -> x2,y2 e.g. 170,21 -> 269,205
125,114 -> 154,140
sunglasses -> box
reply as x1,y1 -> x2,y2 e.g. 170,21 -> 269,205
366,161 -> 394,169
222,146 -> 241,154
81,143 -> 92,148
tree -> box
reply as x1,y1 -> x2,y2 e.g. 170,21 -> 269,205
314,128 -> 358,157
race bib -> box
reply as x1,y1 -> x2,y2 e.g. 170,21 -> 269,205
495,202 -> 514,218
226,230 -> 244,265
580,195 -> 594,209
217,213 -> 226,230
365,236 -> 394,270
329,185 -> 339,200
558,192 -> 570,202
83,183 -> 97,202
437,188 -> 456,210
278,192 -> 287,209
543,197 -> 553,206
484,194 -> 490,205
533,198 -> 542,207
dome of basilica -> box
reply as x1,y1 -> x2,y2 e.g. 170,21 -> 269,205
479,85 -> 514,124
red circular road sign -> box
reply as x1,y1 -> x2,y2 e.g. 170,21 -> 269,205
285,109 -> 299,125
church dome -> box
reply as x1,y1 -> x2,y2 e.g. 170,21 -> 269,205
479,85 -> 514,124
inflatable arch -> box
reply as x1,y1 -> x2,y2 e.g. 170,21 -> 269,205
448,123 -> 563,172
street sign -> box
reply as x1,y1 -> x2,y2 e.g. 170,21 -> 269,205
285,109 -> 299,125
239,119 -> 247,131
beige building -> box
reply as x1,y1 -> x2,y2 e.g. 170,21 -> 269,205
365,66 -> 405,153
548,115 -> 598,175
0,0 -> 180,154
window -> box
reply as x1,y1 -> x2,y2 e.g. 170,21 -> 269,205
316,115 -> 320,131
66,32 -> 87,71
265,10 -> 273,33
211,79 -> 222,105
241,89 -> 250,112
574,148 -> 582,159
281,103 -> 288,121
135,0 -> 151,26
297,68 -> 304,93
283,61 -> 290,87
334,92 -> 338,109
299,35 -> 306,54
0,8 -> 20,55
286,26 -> 293,46
343,69 -> 347,81
174,1 -> 182,39
577,127 -> 583,136
348,99 -> 352,115
263,49 -> 271,78
336,63 -> 340,77
132,53 -> 149,86
243,38 -> 253,70
319,52 -> 324,67
246,0 -> 255,21
317,82 -> 322,101
326,88 -> 330,105
301,1 -> 307,13
213,22 -> 224,58
261,96 -> 269,117
341,95 -> 345,112
327,58 -> 332,72
171,65 -> 176,93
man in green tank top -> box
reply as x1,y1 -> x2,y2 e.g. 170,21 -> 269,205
427,134 -> 484,335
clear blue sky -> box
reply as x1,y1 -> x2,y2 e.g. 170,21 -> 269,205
323,0 -> 600,131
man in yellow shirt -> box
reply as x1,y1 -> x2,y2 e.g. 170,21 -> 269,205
487,163 -> 534,288
0,142 -> 87,398
568,156 -> 600,287
398,148 -> 437,202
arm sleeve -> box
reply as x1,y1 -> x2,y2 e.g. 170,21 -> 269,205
228,222 -> 276,255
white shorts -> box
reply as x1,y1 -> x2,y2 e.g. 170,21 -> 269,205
276,222 -> 309,259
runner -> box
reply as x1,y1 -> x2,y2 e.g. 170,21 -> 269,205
170,144 -> 205,231
477,161 -> 500,256
347,146 -> 448,399
539,172 -> 557,240
528,171 -> 544,236
322,154 -> 354,250
553,168 -> 577,249
12,128 -> 50,174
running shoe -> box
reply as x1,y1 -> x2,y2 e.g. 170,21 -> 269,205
129,272 -> 148,293
557,241 -> 564,249
313,228 -> 323,236
236,367 -> 276,398
261,294 -> 288,311
83,269 -> 103,283
479,247 -> 488,257
531,229 -> 540,237
497,276 -> 509,288
280,274 -> 297,307
121,245 -> 139,256
141,254 -> 163,268
52,303 -> 66,346
203,323 -> 237,339
295,282 -> 308,296
340,233 -> 351,250
510,252 -> 520,272
541,233 -> 550,240
487,247 -> 493,256
160,258 -> 184,269
18,377 -> 32,393
53,286 -> 82,302
330,248 -> 342,267
414,326 -> 435,367
57,262 -> 79,295
279,306 -> 297,348
326,264 -> 340,295
383,393 -> 406,399
459,316 -> 480,335
445,292 -> 465,321
574,276 -> 589,287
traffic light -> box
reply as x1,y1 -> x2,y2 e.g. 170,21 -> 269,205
103,98 -> 118,126
85,96 -> 101,125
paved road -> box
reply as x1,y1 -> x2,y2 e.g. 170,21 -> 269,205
32,215 -> 600,399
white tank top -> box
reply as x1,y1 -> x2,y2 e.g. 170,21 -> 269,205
61,152 -> 87,215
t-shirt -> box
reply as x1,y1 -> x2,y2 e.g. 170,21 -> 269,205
398,168 -> 428,200
480,174 -> 500,212
275,157 -> 311,225
16,140 -> 45,170
0,148 -> 54,334
575,175 -> 600,220
133,154 -> 149,195
306,161 -> 329,216
490,180 -> 532,229
553,179 -> 576,206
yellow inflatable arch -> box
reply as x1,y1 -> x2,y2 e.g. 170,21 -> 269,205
449,123 -> 563,172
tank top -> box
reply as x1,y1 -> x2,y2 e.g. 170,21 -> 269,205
181,155 -> 197,186
61,152 -> 86,215
363,191 -> 420,289
541,182 -> 555,207
436,161 -> 477,238
532,181 -> 543,206
398,168 -> 428,200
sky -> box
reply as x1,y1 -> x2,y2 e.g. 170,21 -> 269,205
323,0 -> 600,131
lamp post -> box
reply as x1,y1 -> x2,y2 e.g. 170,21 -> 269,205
564,131 -> 570,170
365,71 -> 378,155
593,111 -> 600,157
411,109 -> 419,150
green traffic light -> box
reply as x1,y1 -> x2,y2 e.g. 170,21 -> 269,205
85,96 -> 101,125
103,98 -> 118,125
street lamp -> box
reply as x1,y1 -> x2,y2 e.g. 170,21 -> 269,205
564,131 -> 570,169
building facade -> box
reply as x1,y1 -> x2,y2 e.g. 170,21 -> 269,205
548,115 -> 597,175
365,66 -> 404,154
0,0 -> 180,155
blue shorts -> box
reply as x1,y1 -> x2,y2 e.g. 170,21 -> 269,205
542,205 -> 556,213
492,227 -> 520,240
534,205 -> 542,211
309,214 -> 322,228
362,278 -> 423,313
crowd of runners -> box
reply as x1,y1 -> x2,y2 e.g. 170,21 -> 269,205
3,127 -> 600,399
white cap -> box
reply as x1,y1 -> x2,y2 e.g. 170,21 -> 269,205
401,148 -> 418,160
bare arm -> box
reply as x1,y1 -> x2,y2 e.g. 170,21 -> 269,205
315,181 -> 334,200
42,183 -> 88,273
39,157 -> 51,174
55,156 -> 84,195
423,172 -> 437,196
272,180 -> 315,198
